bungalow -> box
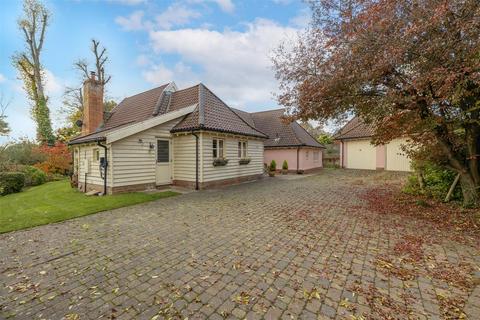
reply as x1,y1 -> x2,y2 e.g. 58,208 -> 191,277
69,73 -> 268,194
335,117 -> 412,171
239,109 -> 325,173
69,73 -> 323,194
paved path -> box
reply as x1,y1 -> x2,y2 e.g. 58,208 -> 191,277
1,170 -> 479,319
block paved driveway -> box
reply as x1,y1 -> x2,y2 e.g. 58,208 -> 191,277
1,170 -> 479,320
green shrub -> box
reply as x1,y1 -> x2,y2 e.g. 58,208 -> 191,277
282,160 -> 288,170
23,166 -> 47,186
0,172 -> 25,195
404,162 -> 461,201
269,160 -> 277,172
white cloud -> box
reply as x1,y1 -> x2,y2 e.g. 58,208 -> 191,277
108,0 -> 146,5
44,70 -> 63,95
0,73 -> 6,83
143,62 -> 198,86
146,18 -> 299,107
211,0 -> 234,13
155,4 -> 201,30
289,8 -> 310,28
115,10 -> 145,31
189,0 -> 235,13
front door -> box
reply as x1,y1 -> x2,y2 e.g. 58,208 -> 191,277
156,139 -> 171,185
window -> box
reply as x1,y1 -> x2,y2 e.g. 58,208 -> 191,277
238,141 -> 247,158
93,148 -> 100,162
157,140 -> 169,163
212,139 -> 224,159
313,151 -> 320,162
305,150 -> 309,160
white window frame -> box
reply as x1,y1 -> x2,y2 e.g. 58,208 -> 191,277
313,151 -> 320,162
212,138 -> 224,159
238,140 -> 248,159
305,150 -> 309,160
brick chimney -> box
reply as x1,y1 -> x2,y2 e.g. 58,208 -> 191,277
82,71 -> 104,135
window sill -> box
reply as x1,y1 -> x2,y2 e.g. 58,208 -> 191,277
239,158 -> 251,165
213,158 -> 229,166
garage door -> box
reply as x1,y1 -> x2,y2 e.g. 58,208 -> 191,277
346,140 -> 376,170
386,139 -> 412,171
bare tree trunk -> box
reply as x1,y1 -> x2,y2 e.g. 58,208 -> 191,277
459,173 -> 479,208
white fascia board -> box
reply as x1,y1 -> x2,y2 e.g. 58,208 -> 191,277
106,104 -> 197,144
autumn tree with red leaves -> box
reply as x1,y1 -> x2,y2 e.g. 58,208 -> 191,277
273,0 -> 480,207
33,142 -> 72,176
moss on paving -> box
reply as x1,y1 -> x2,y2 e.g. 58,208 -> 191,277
0,180 -> 179,233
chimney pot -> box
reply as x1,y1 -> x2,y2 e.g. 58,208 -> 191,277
90,71 -> 96,81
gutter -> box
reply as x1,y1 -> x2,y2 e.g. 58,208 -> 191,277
97,140 -> 108,195
191,131 -> 199,190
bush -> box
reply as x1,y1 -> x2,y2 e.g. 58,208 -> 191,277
404,162 -> 462,201
1,139 -> 46,166
282,160 -> 288,171
23,166 -> 47,186
33,142 -> 72,176
269,160 -> 277,172
0,172 -> 25,195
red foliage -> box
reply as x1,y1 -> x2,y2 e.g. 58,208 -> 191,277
33,142 -> 72,175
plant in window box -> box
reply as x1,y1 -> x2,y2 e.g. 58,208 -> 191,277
268,160 -> 276,177
213,158 -> 229,166
239,158 -> 251,165
282,160 -> 288,174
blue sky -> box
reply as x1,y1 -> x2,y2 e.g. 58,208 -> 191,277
0,0 -> 310,141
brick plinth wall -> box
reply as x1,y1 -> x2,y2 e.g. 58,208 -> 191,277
173,174 -> 263,190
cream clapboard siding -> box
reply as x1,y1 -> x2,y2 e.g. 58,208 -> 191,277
172,134 -> 197,182
201,133 -> 264,182
385,138 -> 412,172
111,118 -> 181,187
346,139 -> 376,170
76,143 -> 113,187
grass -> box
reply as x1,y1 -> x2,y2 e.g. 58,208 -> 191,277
0,180 -> 179,234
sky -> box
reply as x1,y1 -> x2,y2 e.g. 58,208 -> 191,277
0,0 -> 311,142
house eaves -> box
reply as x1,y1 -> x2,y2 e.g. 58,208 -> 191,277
106,104 -> 197,144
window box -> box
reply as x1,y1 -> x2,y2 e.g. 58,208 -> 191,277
239,158 -> 251,165
213,158 -> 229,166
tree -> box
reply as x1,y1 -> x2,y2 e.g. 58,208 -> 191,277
12,0 -> 54,144
0,92 -> 11,136
300,121 -> 326,140
273,0 -> 480,207
60,39 -> 114,139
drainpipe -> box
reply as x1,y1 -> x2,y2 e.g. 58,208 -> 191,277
97,140 -> 108,195
191,132 -> 199,190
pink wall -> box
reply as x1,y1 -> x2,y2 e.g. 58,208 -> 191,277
300,149 -> 323,170
264,148 -> 322,171
264,149 -> 298,171
376,144 -> 385,169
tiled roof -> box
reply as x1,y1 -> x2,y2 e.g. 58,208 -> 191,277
171,84 -> 267,138
104,84 -> 169,129
334,116 -> 374,140
70,82 -> 326,146
249,109 -> 324,148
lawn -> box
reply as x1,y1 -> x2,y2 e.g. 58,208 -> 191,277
0,180 -> 179,233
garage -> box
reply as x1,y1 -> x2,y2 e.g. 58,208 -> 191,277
336,117 -> 412,172
346,139 -> 376,170
385,138 -> 412,171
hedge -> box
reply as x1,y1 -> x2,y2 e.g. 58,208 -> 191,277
23,166 -> 47,186
0,172 -> 26,196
